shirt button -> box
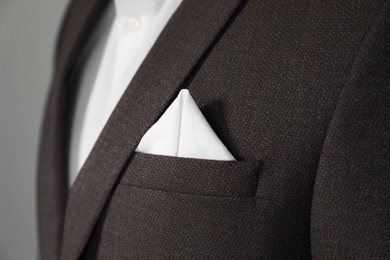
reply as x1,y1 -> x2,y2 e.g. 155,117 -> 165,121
126,16 -> 141,30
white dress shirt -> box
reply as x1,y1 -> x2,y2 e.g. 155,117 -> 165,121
69,0 -> 183,185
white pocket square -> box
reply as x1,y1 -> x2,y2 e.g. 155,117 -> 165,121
136,89 -> 236,161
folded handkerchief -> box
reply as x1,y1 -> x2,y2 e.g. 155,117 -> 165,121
136,89 -> 236,161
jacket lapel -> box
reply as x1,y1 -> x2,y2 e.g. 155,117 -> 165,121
37,0 -> 110,259
60,0 -> 246,259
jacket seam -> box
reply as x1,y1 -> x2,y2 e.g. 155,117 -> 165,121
309,0 -> 389,255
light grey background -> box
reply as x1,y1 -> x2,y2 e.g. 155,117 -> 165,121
0,0 -> 69,259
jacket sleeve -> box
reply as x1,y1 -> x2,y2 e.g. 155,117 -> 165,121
311,2 -> 390,258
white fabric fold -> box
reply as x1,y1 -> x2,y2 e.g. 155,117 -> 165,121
136,89 -> 236,161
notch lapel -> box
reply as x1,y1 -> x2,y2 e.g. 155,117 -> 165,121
60,0 -> 246,259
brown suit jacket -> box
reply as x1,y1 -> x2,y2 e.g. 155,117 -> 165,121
37,0 -> 390,259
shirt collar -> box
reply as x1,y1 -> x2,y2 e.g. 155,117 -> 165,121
114,0 -> 165,17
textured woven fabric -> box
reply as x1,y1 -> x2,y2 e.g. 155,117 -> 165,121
38,0 -> 390,259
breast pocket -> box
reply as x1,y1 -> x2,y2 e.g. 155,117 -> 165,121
92,152 -> 262,259
120,152 -> 261,197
